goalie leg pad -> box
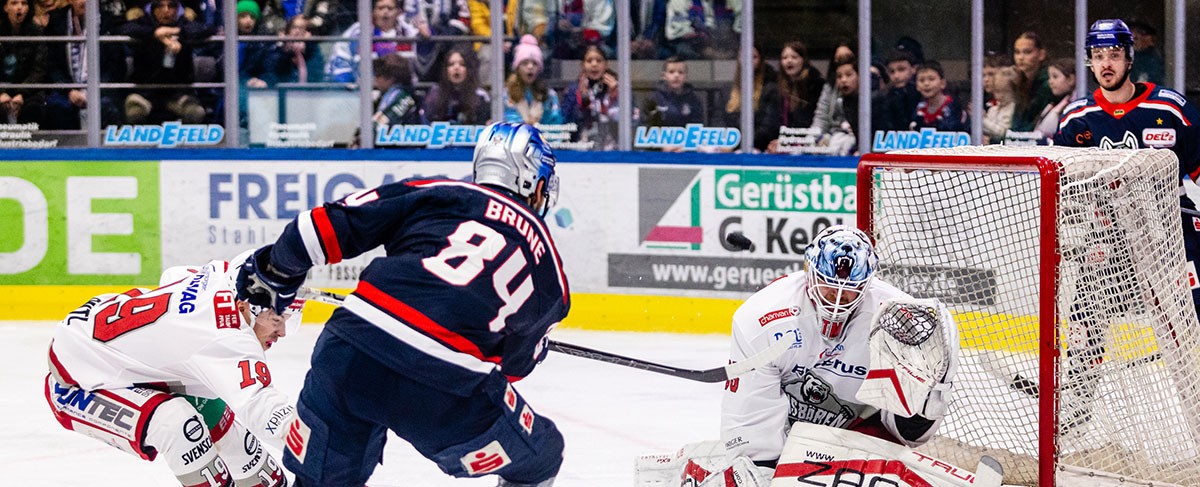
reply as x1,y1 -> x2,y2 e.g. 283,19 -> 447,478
44,374 -> 173,461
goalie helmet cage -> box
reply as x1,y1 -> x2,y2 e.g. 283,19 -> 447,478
857,146 -> 1200,487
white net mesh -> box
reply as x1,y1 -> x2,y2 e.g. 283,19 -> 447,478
862,145 -> 1200,486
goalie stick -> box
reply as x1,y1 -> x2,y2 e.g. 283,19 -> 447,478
299,288 -> 791,383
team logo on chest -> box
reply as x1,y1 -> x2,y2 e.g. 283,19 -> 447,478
1098,131 -> 1139,149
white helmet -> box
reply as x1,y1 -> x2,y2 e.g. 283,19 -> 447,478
472,122 -> 559,216
804,226 -> 878,341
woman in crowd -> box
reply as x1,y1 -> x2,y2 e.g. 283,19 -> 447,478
422,45 -> 490,125
503,34 -> 563,125
0,0 -> 46,125
765,40 -> 824,153
722,44 -> 777,151
1010,31 -> 1053,131
562,44 -> 618,150
1033,57 -> 1076,142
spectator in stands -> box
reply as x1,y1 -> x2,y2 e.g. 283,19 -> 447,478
1010,31 -> 1052,132
1129,21 -> 1164,85
0,0 -> 47,125
407,0 -> 470,81
563,44 -> 617,150
642,56 -> 704,130
44,0 -> 127,129
812,41 -> 854,138
422,45 -> 490,124
894,35 -> 925,65
764,40 -> 824,153
326,0 -> 418,83
909,60 -> 967,133
30,0 -> 60,28
503,34 -> 562,125
664,0 -> 715,60
707,0 -> 736,59
372,52 -> 424,125
549,0 -> 614,60
237,0 -> 269,90
467,0 -> 510,76
631,0 -> 666,59
982,51 -> 1013,112
722,44 -> 776,151
879,49 -> 920,131
263,14 -> 325,85
119,0 -> 216,124
982,66 -> 1017,144
1032,57 -> 1075,142
810,58 -> 860,156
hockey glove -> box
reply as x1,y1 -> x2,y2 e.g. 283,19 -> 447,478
236,245 -> 307,315
856,299 -> 959,419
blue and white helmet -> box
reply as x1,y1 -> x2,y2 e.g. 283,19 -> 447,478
804,225 -> 878,341
473,122 -> 559,217
1085,19 -> 1134,64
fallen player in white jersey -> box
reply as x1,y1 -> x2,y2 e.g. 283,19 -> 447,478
43,252 -> 305,487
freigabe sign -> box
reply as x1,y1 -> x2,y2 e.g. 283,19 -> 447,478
0,161 -> 160,284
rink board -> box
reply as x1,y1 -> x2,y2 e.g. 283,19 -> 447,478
0,150 -> 860,334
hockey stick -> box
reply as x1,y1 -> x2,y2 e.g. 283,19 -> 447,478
299,288 -> 790,383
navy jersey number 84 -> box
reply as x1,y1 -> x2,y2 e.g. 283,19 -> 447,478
270,177 -> 570,393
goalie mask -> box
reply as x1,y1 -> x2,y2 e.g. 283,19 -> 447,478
804,226 -> 878,341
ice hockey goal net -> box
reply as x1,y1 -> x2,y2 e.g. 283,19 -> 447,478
857,146 -> 1200,486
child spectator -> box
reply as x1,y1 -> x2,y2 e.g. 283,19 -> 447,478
326,0 -> 419,83
982,51 -> 1013,111
879,49 -> 920,131
812,41 -> 854,138
372,52 -> 423,125
562,44 -> 617,149
1010,31 -> 1052,131
238,0 -> 269,90
119,0 -> 216,124
263,14 -> 326,85
722,44 -> 776,151
1033,57 -> 1076,141
642,56 -> 704,128
909,60 -> 967,132
811,58 -> 861,155
982,66 -> 1017,143
764,40 -> 823,153
503,34 -> 563,125
0,0 -> 46,125
422,45 -> 490,124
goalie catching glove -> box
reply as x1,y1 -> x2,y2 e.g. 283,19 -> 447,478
856,298 -> 959,420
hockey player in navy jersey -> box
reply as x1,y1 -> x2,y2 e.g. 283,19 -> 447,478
236,122 -> 569,487
1053,18 -> 1200,430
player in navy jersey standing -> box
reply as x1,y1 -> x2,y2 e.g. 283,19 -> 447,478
235,122 -> 569,487
1053,19 -> 1200,430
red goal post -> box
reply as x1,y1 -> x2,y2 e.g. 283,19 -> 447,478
856,146 -> 1200,487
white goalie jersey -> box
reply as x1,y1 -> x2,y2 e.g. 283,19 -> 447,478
47,259 -> 298,446
720,271 -> 941,464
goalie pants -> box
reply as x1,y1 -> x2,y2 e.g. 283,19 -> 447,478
282,331 -> 564,486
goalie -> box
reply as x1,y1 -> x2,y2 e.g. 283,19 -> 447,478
719,226 -> 960,483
